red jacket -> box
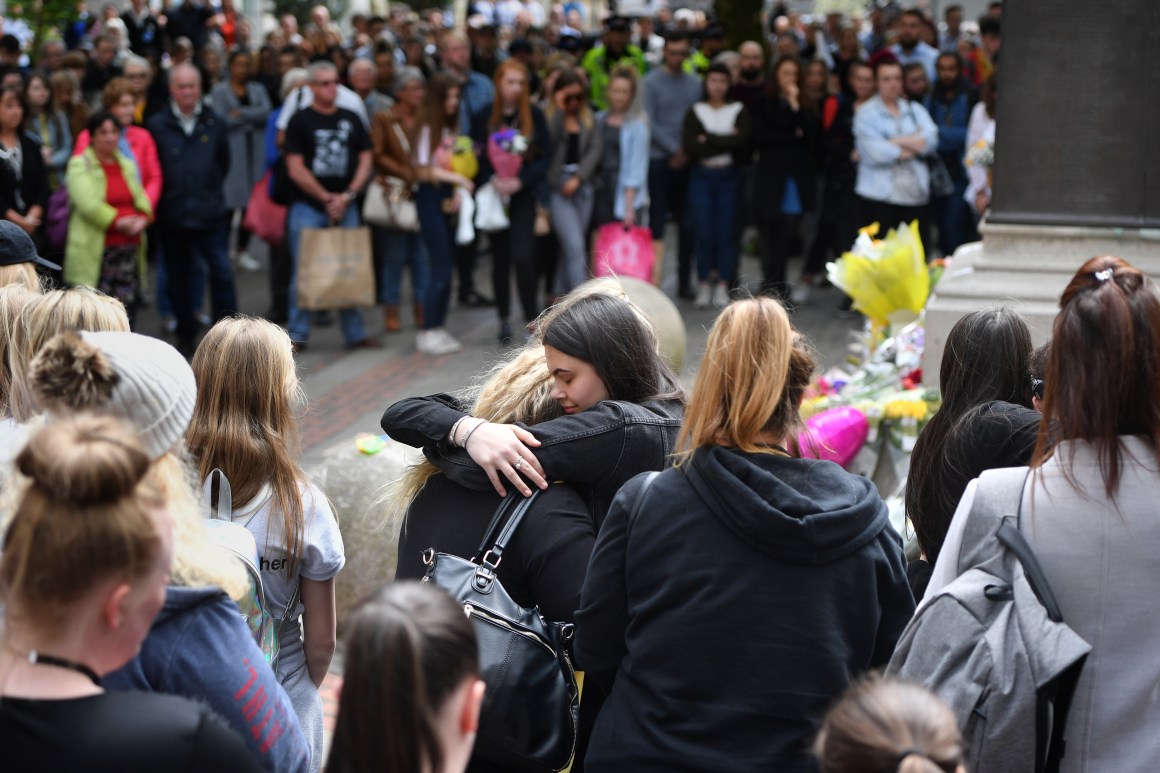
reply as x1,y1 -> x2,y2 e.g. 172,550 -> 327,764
72,125 -> 163,209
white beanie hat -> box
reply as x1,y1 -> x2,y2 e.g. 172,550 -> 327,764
76,331 -> 198,459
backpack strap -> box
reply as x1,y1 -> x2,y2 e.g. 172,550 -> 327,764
203,468 -> 233,521
956,466 -> 1030,574
627,471 -> 659,525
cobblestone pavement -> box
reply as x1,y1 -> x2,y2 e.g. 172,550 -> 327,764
136,237 -> 861,465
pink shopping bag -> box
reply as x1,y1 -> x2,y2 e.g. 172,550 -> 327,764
593,223 -> 655,283
244,171 -> 288,247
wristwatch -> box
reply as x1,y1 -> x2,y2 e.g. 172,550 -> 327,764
343,189 -> 357,202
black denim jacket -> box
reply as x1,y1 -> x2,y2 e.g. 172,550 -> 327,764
381,394 -> 685,528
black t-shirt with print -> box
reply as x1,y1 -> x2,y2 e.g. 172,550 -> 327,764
283,106 -> 371,210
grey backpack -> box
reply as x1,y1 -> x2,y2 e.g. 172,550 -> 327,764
888,467 -> 1090,773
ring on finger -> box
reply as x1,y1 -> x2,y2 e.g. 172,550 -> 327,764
513,457 -> 524,471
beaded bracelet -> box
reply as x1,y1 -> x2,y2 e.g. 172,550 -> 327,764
448,416 -> 468,448
460,419 -> 487,450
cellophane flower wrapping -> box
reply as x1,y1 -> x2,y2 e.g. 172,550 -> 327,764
801,317 -> 939,552
826,221 -> 930,327
450,136 -> 479,179
965,137 -> 994,169
487,128 -> 526,179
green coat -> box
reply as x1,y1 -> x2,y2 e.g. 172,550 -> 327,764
64,148 -> 152,288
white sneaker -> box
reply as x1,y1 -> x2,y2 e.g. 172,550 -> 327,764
790,283 -> 811,305
418,328 -> 462,355
712,283 -> 730,309
694,283 -> 711,309
236,251 -> 262,272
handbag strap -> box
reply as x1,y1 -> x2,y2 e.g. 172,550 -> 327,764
626,471 -> 659,529
474,488 -> 543,571
390,117 -> 411,155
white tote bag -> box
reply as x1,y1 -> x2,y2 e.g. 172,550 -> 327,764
474,180 -> 510,232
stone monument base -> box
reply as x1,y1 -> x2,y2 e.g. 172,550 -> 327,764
923,221 -> 1160,389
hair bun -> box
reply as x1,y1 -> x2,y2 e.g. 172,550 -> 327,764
16,414 -> 151,506
29,331 -> 120,413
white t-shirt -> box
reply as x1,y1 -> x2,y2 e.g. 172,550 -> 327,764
276,85 -> 370,132
692,102 -> 744,167
231,480 -> 345,621
414,125 -> 454,168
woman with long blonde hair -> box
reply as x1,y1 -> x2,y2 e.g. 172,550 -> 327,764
6,285 -> 130,423
473,59 -> 552,343
574,297 -> 913,770
593,65 -> 649,233
188,315 -> 344,773
25,329 -> 309,773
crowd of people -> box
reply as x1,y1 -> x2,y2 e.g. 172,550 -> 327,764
10,2 -> 1157,773
5,244 -> 1158,772
0,0 -> 1002,354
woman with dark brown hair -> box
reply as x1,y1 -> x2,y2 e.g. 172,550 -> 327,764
325,583 -> 483,773
412,71 -> 475,356
927,256 -> 1160,772
904,306 -> 1036,597
753,56 -> 821,300
0,85 -> 49,241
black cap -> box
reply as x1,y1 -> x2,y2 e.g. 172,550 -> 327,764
558,31 -> 582,50
509,38 -> 533,55
702,25 -> 725,39
604,16 -> 631,32
0,221 -> 62,271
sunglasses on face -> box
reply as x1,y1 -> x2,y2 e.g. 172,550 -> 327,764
563,93 -> 583,104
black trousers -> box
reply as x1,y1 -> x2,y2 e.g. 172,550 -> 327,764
648,159 -> 695,293
760,213 -> 801,299
266,238 -> 292,325
489,188 -> 540,323
857,196 -> 929,256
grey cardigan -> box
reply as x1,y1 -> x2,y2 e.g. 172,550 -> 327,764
929,435 -> 1160,773
209,80 -> 271,210
545,110 -> 603,189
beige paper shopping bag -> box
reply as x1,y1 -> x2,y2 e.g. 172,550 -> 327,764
296,226 -> 376,310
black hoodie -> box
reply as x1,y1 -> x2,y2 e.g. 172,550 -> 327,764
575,447 -> 915,772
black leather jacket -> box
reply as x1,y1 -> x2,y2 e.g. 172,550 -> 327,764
381,394 -> 685,528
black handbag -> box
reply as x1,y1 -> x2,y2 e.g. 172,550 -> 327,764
927,153 -> 956,199
270,155 -> 294,206
421,488 -> 580,772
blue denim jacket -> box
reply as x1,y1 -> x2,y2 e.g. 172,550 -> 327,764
853,95 -> 939,204
925,87 -> 974,178
458,71 -> 495,136
107,586 -> 309,773
595,112 -> 651,218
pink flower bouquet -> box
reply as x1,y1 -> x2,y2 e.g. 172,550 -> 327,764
487,128 -> 528,179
